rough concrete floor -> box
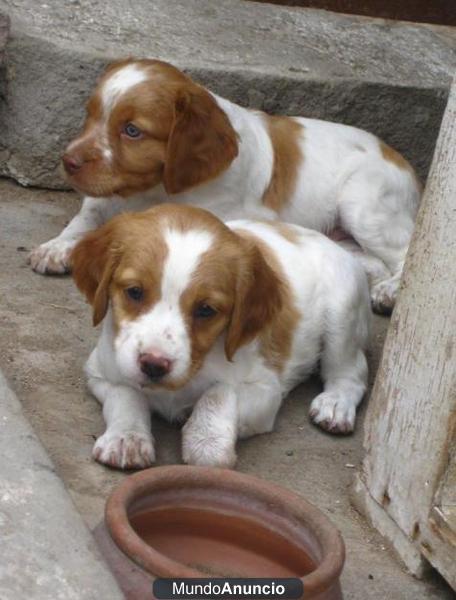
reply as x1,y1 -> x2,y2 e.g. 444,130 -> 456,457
0,178 -> 452,599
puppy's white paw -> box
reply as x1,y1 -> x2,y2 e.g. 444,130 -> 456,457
371,278 -> 398,315
29,238 -> 75,275
93,430 -> 155,470
182,423 -> 237,469
309,392 -> 356,435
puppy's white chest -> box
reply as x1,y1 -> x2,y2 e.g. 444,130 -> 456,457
143,377 -> 212,423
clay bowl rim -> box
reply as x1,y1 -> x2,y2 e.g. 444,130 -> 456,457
105,465 -> 345,594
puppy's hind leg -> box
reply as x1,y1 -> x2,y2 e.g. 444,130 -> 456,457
336,238 -> 392,291
338,168 -> 420,315
310,265 -> 370,434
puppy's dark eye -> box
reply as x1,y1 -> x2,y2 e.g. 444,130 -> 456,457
123,122 -> 142,138
194,303 -> 217,319
125,286 -> 144,302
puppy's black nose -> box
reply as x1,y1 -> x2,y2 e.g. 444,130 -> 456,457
139,353 -> 171,380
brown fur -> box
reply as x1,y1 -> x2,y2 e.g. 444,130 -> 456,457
71,223 -> 117,326
380,140 -> 423,192
380,141 -> 413,172
233,229 -> 300,372
224,235 -> 284,362
262,115 -> 303,213
63,59 -> 238,198
71,211 -> 169,327
163,86 -> 239,194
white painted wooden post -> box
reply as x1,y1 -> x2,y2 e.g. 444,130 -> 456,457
352,75 -> 456,589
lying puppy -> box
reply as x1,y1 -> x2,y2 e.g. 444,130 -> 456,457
30,59 -> 420,314
72,204 -> 370,470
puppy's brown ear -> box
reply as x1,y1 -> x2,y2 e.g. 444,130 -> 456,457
163,86 -> 239,194
225,239 -> 283,361
71,224 -> 118,326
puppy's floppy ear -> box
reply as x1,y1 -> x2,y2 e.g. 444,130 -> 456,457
225,239 -> 283,361
163,85 -> 239,194
71,223 -> 119,326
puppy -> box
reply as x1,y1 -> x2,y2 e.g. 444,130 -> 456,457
30,58 -> 421,314
72,204 -> 370,470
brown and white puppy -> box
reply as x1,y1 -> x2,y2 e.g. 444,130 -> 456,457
30,58 -> 421,314
72,204 -> 370,470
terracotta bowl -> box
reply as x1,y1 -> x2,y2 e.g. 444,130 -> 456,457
96,466 -> 345,599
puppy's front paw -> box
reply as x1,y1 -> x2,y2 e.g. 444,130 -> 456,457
182,423 -> 237,469
29,238 -> 75,275
93,430 -> 155,470
309,392 -> 356,435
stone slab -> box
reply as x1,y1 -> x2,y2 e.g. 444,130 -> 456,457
0,368 -> 123,600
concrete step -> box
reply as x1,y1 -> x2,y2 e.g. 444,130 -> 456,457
0,0 -> 455,188
0,369 -> 123,600
0,12 -> 8,114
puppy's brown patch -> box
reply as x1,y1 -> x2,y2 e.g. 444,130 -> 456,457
380,140 -> 422,192
262,116 -> 303,214
233,229 -> 300,372
380,141 -> 413,172
163,85 -> 239,194
72,211 -> 169,327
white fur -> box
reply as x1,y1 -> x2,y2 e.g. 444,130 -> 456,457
101,64 -> 148,113
86,220 -> 370,469
100,64 -> 148,164
30,68 -> 420,313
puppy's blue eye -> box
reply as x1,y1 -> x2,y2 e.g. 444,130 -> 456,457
194,303 -> 217,319
123,122 -> 142,138
125,286 -> 144,302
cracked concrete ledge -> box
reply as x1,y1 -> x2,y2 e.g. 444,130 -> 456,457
0,0 -> 455,188
0,368 -> 123,600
